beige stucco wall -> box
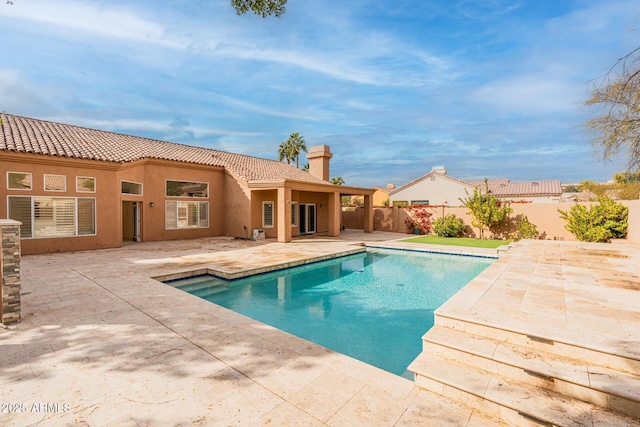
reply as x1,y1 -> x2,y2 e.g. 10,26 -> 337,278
121,161 -> 226,243
389,175 -> 472,206
2,151 -> 352,254
224,173 -> 252,239
345,200 -> 639,242
252,190 -> 278,238
1,154 -> 122,255
251,189 -> 330,239
1,154 -> 228,255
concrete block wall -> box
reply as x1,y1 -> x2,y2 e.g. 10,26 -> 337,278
343,200 -> 640,242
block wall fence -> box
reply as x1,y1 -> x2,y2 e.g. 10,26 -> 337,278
342,199 -> 640,243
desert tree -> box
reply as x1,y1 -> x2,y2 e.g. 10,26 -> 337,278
460,179 -> 512,239
584,48 -> 640,172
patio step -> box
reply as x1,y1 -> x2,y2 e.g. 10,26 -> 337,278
435,314 -> 640,376
409,351 -> 640,427
416,326 -> 640,419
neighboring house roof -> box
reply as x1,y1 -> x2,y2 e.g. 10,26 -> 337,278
391,170 -> 562,198
467,178 -> 562,197
0,113 -> 328,185
389,171 -> 472,196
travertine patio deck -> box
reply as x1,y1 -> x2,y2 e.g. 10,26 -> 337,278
1,231 -> 638,426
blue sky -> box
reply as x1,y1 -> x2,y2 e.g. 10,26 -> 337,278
1,0 -> 638,187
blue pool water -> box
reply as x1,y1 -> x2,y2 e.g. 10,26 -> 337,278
170,249 -> 493,378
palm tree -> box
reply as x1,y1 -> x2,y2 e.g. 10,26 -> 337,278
278,139 -> 294,164
287,132 -> 307,168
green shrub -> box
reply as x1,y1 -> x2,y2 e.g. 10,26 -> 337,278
433,214 -> 466,237
513,215 -> 538,241
558,196 -> 628,242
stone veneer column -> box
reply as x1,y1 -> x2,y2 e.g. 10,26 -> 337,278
1,219 -> 21,325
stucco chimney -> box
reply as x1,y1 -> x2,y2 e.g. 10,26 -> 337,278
431,165 -> 447,175
307,145 -> 332,181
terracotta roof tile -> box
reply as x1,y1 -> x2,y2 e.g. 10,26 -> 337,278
1,113 -> 328,184
391,171 -> 561,198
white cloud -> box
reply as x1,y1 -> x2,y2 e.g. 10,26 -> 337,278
56,117 -> 262,140
471,73 -> 582,114
206,92 -> 333,122
1,0 -> 453,88
0,69 -> 56,114
0,0 -> 184,48
454,0 -> 524,20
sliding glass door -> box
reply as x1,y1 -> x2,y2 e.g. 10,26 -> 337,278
299,203 -> 316,234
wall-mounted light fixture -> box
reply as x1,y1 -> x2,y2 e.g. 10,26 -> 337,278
149,202 -> 155,207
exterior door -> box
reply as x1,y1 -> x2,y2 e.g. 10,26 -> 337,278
122,201 -> 141,242
299,203 -> 316,234
132,202 -> 141,242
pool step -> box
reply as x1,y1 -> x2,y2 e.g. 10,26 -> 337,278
409,352 -> 639,427
175,280 -> 229,298
416,326 -> 640,419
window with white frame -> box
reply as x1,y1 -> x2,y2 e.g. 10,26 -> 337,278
262,201 -> 274,228
76,176 -> 96,193
7,196 -> 96,238
121,180 -> 143,195
165,201 -> 209,229
291,202 -> 298,227
7,172 -> 32,190
44,174 -> 66,192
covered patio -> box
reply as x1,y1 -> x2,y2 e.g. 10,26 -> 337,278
248,180 -> 375,243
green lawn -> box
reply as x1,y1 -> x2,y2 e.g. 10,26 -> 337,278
401,235 -> 511,249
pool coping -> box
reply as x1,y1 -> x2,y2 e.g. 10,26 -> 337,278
154,241 -> 503,285
153,246 -> 368,283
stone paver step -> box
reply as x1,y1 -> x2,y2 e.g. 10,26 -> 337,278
434,315 -> 640,376
409,352 -> 640,427
424,326 -> 640,409
419,326 -> 640,419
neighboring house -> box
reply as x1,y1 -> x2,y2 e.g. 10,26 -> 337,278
389,166 -> 562,206
347,184 -> 394,207
1,113 -> 375,255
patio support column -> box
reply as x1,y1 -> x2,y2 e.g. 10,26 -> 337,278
363,194 -> 373,233
1,219 -> 21,325
277,186 -> 292,243
328,191 -> 341,237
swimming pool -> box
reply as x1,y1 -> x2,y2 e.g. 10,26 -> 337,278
168,248 -> 494,378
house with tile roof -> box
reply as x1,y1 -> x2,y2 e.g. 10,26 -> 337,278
1,113 -> 375,255
389,166 -> 562,207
